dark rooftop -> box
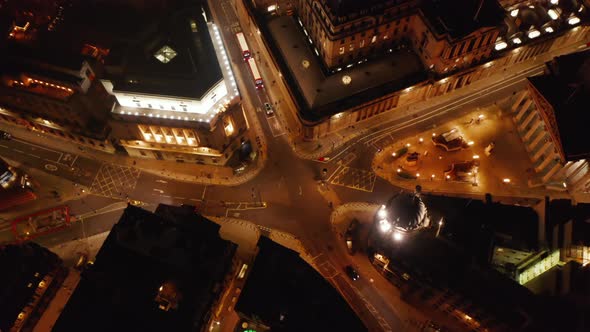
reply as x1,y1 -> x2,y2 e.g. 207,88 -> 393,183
421,0 -> 505,40
325,0 -> 393,17
528,50 -> 590,162
0,242 -> 63,332
546,199 -> 590,246
425,195 -> 540,256
235,236 -> 366,331
384,192 -> 428,230
267,15 -> 425,121
53,205 -> 236,332
105,5 -> 223,99
375,231 -> 539,330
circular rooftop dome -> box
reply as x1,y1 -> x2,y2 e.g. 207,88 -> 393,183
384,192 -> 428,231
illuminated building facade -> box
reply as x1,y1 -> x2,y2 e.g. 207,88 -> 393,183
101,5 -> 248,164
239,0 -> 590,140
0,43 -> 114,151
510,50 -> 590,194
296,0 -> 503,74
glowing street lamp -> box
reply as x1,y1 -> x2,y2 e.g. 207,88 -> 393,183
378,205 -> 387,219
393,231 -> 404,241
503,178 -> 511,183
379,219 -> 391,232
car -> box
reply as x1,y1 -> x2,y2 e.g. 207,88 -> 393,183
344,265 -> 360,281
0,130 -> 11,140
264,102 -> 274,116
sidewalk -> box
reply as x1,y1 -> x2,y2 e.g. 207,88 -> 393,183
330,203 -> 432,332
287,37 -> 590,161
1,115 -> 267,186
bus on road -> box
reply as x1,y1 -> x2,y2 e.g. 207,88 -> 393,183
236,32 -> 251,61
247,58 -> 264,89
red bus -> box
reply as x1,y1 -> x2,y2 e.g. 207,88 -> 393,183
11,205 -> 71,242
236,32 -> 251,61
247,58 -> 264,89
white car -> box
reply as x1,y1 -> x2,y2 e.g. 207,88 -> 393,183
264,102 -> 274,116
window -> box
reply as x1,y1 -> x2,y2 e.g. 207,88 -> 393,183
148,104 -> 152,108
153,45 -> 177,64
349,44 -> 354,51
360,39 -> 365,48
339,46 -> 345,54
136,102 -> 141,107
371,35 -> 377,43
171,106 -> 175,111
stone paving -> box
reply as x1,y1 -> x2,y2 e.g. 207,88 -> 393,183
372,97 -> 573,202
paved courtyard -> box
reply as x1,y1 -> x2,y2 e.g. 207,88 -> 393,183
372,98 -> 570,201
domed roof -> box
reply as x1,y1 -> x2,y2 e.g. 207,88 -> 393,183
385,192 -> 428,230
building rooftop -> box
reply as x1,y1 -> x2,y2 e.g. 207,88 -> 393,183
105,5 -> 223,100
235,236 -> 366,331
383,192 -> 429,230
52,205 -> 237,332
528,50 -> 590,162
546,199 -> 590,246
325,0 -> 395,18
421,0 -> 505,40
267,15 -> 425,121
375,231 -> 539,330
0,242 -> 63,332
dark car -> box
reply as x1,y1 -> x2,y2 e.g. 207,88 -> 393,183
344,265 -> 360,281
264,102 -> 274,116
0,130 -> 11,140
345,219 -> 360,255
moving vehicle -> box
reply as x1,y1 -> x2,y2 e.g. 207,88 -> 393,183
344,265 -> 360,281
247,58 -> 264,89
0,130 -> 11,140
236,32 -> 251,61
264,102 -> 273,116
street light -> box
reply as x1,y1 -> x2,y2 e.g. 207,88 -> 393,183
379,219 -> 391,232
378,205 -> 387,219
393,231 -> 403,241
436,220 -> 444,237
503,178 -> 511,183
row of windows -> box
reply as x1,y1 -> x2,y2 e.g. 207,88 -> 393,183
447,32 -> 494,59
337,27 -> 408,55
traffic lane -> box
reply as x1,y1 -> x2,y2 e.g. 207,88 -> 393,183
324,230 -> 407,332
34,208 -> 124,249
130,172 -> 208,205
0,138 -> 101,186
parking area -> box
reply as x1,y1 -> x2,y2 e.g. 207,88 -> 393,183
372,101 -> 551,198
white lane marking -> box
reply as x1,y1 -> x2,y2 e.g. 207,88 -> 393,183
155,180 -> 168,184
44,164 -> 58,171
153,188 -> 164,193
14,138 -> 63,161
14,149 -> 24,153
27,154 -> 41,158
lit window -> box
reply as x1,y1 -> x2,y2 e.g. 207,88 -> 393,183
371,35 -> 377,43
339,46 -> 345,54
349,44 -> 354,51
360,40 -> 365,48
154,45 -> 177,64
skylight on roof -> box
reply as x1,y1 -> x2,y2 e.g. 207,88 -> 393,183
154,45 -> 177,64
